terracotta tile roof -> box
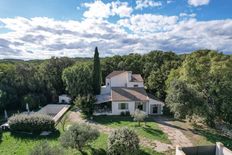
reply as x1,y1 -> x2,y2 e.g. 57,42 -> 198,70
131,74 -> 143,82
106,71 -> 126,79
111,87 -> 149,101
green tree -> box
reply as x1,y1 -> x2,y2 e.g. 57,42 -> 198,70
74,95 -> 96,117
62,63 -> 93,97
0,64 -> 18,110
108,127 -> 139,155
93,47 -> 101,95
39,57 -> 74,101
166,50 -> 232,126
21,93 -> 47,110
165,79 -> 203,119
132,109 -> 147,126
30,141 -> 63,155
59,123 -> 99,153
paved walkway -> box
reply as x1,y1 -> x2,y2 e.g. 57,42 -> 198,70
154,117 -> 193,147
67,111 -> 173,153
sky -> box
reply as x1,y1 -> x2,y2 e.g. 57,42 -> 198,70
0,0 -> 232,59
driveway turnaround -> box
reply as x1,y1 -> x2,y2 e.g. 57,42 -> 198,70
154,117 -> 193,147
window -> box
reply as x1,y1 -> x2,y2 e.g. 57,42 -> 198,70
118,103 -> 128,110
107,82 -> 109,86
134,84 -> 138,87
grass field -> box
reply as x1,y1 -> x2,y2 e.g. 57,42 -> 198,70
0,115 -> 165,155
92,115 -> 170,143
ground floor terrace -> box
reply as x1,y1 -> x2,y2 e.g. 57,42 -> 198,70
93,100 -> 164,115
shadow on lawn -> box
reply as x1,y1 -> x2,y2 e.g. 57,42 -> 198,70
142,126 -> 165,136
191,127 -> 232,149
88,147 -> 157,155
92,116 -> 160,126
89,146 -> 107,155
10,130 -> 60,141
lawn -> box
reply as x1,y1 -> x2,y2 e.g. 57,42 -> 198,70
0,114 -> 165,155
92,115 -> 170,143
0,132 -> 59,155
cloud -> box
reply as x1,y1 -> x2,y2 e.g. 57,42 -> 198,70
0,13 -> 232,59
167,0 -> 174,4
83,1 -> 111,19
83,0 -> 132,19
118,14 -> 178,33
188,0 -> 210,7
111,1 -> 133,17
179,13 -> 196,18
135,0 -> 162,10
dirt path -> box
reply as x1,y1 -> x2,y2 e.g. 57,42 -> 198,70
154,117 -> 193,147
68,111 -> 173,153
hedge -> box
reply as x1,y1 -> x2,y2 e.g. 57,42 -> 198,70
8,114 -> 55,134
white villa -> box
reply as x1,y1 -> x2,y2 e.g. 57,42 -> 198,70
94,71 -> 164,115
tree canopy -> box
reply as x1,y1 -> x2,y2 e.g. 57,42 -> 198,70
0,49 -> 232,127
166,50 -> 232,126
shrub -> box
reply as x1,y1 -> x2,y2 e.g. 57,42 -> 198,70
29,141 -> 63,155
59,123 -> 99,152
120,111 -> 125,116
0,129 -> 2,141
125,111 -> 130,116
74,95 -> 96,117
108,127 -> 139,155
132,109 -> 147,126
8,114 -> 55,133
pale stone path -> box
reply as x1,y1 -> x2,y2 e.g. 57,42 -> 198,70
67,111 -> 173,153
154,117 -> 193,147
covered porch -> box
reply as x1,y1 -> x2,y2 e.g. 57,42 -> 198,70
94,93 -> 112,115
93,101 -> 112,115
135,101 -> 149,114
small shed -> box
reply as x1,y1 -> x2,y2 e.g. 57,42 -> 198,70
58,94 -> 71,104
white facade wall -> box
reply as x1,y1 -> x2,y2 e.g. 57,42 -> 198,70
148,98 -> 164,115
216,142 -> 232,155
127,82 -> 144,88
101,86 -> 110,94
110,72 -> 128,87
112,101 -> 135,115
59,95 -> 71,104
127,71 -> 132,82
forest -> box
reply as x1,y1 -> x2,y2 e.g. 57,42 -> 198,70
0,49 -> 231,127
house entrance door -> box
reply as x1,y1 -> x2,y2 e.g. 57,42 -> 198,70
137,104 -> 143,110
152,105 -> 158,114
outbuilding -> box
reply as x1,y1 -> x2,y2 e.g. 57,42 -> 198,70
58,94 -> 71,104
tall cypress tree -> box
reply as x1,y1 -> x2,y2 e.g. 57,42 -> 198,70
93,47 -> 101,95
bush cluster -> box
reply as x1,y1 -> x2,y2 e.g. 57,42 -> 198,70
59,123 -> 99,152
30,141 -> 63,155
108,127 -> 139,155
74,95 -> 96,117
8,114 -> 55,133
120,111 -> 130,116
